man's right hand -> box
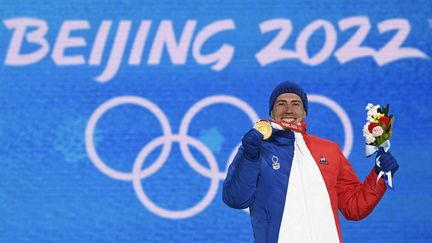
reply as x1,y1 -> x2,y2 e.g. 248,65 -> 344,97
241,129 -> 264,160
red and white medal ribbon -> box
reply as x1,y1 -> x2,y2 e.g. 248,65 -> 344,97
258,119 -> 307,134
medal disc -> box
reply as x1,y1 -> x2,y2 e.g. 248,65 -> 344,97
253,121 -> 272,140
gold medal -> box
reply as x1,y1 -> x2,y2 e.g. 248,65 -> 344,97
253,121 -> 272,140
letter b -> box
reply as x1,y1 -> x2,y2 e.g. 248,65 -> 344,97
4,18 -> 49,65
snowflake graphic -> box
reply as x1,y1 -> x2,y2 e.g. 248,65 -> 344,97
53,117 -> 101,165
198,127 -> 225,154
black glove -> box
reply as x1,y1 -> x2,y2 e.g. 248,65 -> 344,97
241,129 -> 263,160
374,147 -> 399,175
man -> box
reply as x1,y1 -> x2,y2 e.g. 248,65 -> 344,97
222,81 -> 399,243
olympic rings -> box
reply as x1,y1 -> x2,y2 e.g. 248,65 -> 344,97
132,134 -> 219,219
179,95 -> 259,180
85,96 -> 173,181
85,94 -> 353,219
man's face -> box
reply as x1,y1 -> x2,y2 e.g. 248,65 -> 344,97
270,93 -> 306,124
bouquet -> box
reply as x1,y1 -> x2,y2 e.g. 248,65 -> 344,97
363,103 -> 395,187
363,103 -> 393,147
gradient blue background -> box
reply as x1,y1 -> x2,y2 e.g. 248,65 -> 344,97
1,0 -> 431,242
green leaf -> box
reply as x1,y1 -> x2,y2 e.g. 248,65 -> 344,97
383,104 -> 390,115
376,136 -> 382,146
388,116 -> 394,130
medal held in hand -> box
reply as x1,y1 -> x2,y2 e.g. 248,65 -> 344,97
254,120 -> 272,140
363,103 -> 395,188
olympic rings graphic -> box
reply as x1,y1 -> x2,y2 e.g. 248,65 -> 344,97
179,96 -> 260,180
85,94 -> 352,219
85,96 -> 173,181
132,134 -> 219,219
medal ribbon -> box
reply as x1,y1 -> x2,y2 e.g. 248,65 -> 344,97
258,119 -> 307,134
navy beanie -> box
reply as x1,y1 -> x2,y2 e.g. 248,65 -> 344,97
268,81 -> 308,115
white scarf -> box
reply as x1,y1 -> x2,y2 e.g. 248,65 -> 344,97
277,132 -> 339,243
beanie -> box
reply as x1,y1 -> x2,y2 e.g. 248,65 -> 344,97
268,81 -> 308,115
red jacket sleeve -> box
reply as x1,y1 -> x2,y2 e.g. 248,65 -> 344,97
336,151 -> 387,221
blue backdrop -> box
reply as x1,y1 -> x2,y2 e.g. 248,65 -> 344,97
1,0 -> 431,242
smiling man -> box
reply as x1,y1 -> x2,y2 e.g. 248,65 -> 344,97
222,81 -> 399,243
271,92 -> 306,124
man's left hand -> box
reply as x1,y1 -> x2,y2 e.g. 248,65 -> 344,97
375,147 -> 399,175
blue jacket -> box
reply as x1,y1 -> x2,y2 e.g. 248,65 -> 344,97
223,129 -> 295,243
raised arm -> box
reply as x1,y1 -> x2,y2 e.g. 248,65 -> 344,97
222,129 -> 263,209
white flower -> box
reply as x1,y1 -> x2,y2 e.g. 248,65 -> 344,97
363,122 -> 370,133
372,105 -> 380,114
363,103 -> 386,144
366,134 -> 375,144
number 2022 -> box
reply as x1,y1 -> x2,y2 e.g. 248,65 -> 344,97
255,17 -> 429,66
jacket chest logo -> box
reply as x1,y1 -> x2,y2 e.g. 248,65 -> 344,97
319,156 -> 328,165
272,155 -> 280,170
